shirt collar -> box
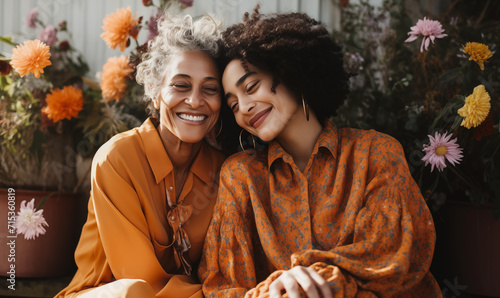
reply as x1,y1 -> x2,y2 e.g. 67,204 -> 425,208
139,117 -> 215,185
139,117 -> 173,184
268,120 -> 338,168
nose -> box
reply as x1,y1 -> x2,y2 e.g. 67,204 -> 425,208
238,96 -> 255,114
185,88 -> 203,109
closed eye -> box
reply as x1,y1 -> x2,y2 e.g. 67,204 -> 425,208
203,85 -> 219,95
246,81 -> 259,94
172,83 -> 190,90
229,101 -> 238,112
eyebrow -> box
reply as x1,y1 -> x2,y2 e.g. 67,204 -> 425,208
236,71 -> 257,87
224,71 -> 257,102
172,74 -> 219,82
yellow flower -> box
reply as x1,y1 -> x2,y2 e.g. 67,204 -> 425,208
457,85 -> 491,129
100,55 -> 133,102
10,39 -> 52,78
42,85 -> 84,123
462,42 -> 493,71
100,6 -> 140,52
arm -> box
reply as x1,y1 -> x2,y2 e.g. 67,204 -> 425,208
199,162 -> 258,297
91,152 -> 174,293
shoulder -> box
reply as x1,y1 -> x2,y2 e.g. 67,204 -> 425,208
337,127 -> 408,173
220,149 -> 268,178
92,127 -> 143,170
338,127 -> 404,156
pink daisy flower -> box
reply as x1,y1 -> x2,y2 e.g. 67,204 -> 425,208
405,17 -> 447,52
15,199 -> 49,240
39,25 -> 57,47
26,8 -> 39,29
422,131 -> 463,172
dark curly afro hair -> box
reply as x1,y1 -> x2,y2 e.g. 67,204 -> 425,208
219,6 -> 350,123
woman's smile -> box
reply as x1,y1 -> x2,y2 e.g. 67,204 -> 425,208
177,112 -> 208,123
249,107 -> 272,128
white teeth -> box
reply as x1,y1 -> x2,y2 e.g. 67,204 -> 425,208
178,114 -> 207,121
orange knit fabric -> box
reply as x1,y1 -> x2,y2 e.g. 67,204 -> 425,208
56,118 -> 225,297
199,121 -> 441,297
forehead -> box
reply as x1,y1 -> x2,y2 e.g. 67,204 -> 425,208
167,51 -> 219,79
222,59 -> 259,86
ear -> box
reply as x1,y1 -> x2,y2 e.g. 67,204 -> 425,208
152,96 -> 161,110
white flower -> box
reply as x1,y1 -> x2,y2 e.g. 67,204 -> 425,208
15,199 -> 49,240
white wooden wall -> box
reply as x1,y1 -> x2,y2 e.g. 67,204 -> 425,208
0,0 -> 340,76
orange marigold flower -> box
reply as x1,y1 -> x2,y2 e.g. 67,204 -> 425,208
10,39 -> 51,78
100,6 -> 140,51
42,85 -> 84,123
100,55 -> 133,102
462,42 -> 493,71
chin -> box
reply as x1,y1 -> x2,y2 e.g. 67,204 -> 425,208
255,131 -> 276,142
177,133 -> 207,144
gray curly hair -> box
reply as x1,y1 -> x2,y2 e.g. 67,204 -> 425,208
136,13 -> 223,115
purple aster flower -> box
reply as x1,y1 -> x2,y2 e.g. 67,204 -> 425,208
422,131 -> 463,172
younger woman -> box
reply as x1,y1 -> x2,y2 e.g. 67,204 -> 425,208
200,8 -> 441,298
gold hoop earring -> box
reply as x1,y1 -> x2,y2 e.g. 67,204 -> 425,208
239,129 -> 256,155
302,95 -> 310,121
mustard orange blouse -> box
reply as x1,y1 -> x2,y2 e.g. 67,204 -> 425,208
56,118 -> 226,298
199,121 -> 441,297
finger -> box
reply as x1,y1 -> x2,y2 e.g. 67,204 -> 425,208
289,267 -> 320,298
271,271 -> 302,298
306,267 -> 333,298
269,278 -> 285,298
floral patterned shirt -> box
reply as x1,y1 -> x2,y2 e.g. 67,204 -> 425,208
199,121 -> 441,297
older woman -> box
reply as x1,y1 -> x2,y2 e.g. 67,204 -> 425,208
56,13 -> 225,298
199,8 -> 441,298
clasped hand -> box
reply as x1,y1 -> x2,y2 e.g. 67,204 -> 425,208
269,266 -> 333,298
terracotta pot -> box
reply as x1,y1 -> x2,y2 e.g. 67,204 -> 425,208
443,201 -> 500,297
0,188 -> 79,278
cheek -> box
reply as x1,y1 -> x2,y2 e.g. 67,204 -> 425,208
208,96 -> 222,114
234,114 -> 246,128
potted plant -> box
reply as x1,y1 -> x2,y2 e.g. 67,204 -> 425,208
0,7 -> 146,278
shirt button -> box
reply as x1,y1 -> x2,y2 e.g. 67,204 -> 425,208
168,186 -> 173,191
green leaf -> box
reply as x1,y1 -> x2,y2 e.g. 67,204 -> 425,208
0,35 -> 17,47
35,192 -> 57,211
0,75 -> 13,91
